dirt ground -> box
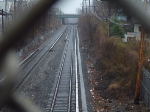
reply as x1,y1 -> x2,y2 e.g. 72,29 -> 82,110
86,58 -> 149,112
79,38 -> 149,112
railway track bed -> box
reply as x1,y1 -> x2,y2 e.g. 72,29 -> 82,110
1,25 -> 88,112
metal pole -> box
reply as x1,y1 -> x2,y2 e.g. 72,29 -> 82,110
2,9 -> 4,35
44,12 -> 45,32
5,0 -> 7,12
108,1 -> 110,37
0,0 -> 58,60
14,0 -> 16,19
89,0 -> 90,13
84,0 -> 87,14
49,15 -> 50,35
134,0 -> 147,104
134,26 -> 145,104
82,2 -> 84,14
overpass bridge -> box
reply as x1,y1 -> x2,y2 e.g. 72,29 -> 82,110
55,14 -> 81,24
56,14 -> 80,18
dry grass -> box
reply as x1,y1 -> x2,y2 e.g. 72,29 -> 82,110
94,37 -> 139,98
107,83 -> 120,91
78,15 -> 150,99
93,36 -> 150,99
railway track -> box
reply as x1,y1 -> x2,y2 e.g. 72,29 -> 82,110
17,26 -> 68,70
0,25 -> 88,112
45,26 -> 78,112
14,25 -> 70,90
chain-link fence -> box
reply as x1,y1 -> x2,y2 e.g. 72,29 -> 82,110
0,0 -> 150,111
0,1 -> 57,112
141,66 -> 150,109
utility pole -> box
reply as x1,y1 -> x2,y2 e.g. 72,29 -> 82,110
54,8 -> 57,26
94,5 -> 95,12
134,26 -> 145,104
108,1 -> 110,37
2,9 -> 4,35
14,0 -> 16,19
5,0 -> 7,12
49,9 -> 51,35
44,12 -> 45,33
4,0 -> 7,33
84,0 -> 87,14
89,0 -> 90,13
82,2 -> 84,14
134,0 -> 147,104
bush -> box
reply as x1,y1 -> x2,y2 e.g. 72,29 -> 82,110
110,16 -> 125,38
110,24 -> 125,38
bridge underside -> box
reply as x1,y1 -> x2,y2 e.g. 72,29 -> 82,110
58,17 -> 78,25
56,14 -> 80,25
56,14 -> 80,18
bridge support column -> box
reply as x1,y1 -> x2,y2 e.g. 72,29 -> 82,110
62,17 -> 65,25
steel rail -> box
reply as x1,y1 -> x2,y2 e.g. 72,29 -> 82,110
0,1 -> 59,110
68,54 -> 73,112
13,27 -> 70,91
74,29 -> 79,112
17,26 -> 68,69
17,49 -> 39,68
49,27 -> 68,52
50,29 -> 70,112
1,49 -> 39,84
18,26 -> 68,71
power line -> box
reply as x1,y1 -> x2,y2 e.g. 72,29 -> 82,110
94,12 -> 131,26
93,0 -> 132,26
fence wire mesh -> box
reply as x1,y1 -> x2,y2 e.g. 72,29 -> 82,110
0,0 -> 57,112
141,67 -> 150,108
0,0 -> 150,111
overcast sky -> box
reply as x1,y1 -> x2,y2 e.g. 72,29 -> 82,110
54,0 -> 83,14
